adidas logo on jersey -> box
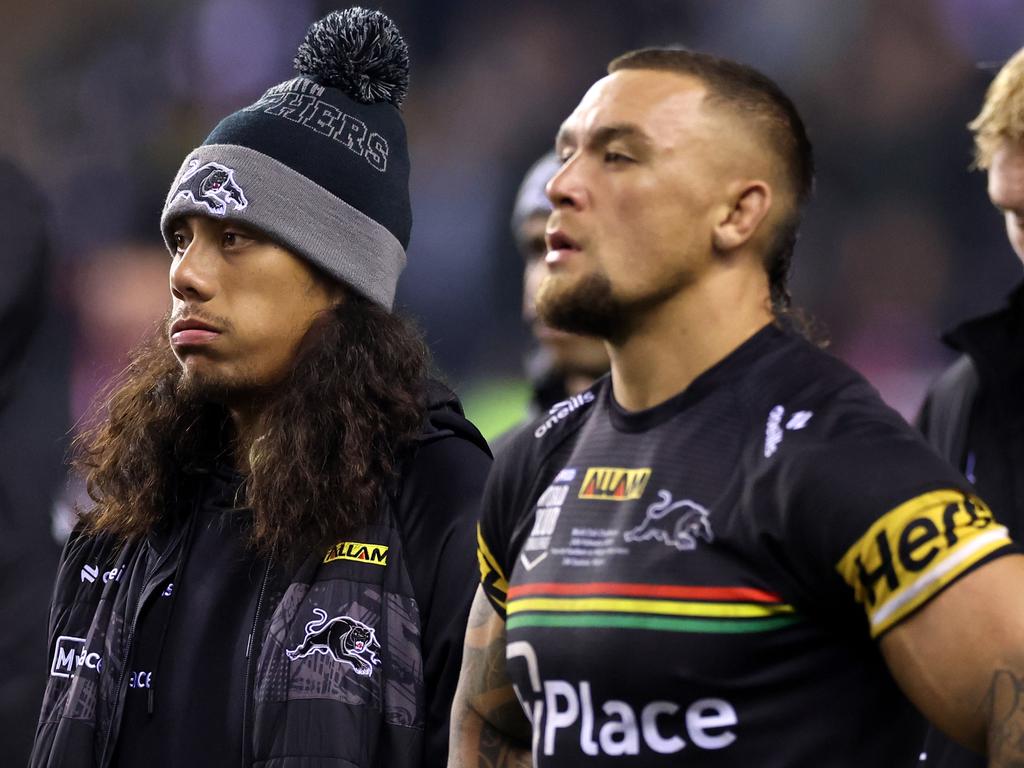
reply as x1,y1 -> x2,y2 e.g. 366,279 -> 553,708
763,405 -> 813,458
534,391 -> 596,439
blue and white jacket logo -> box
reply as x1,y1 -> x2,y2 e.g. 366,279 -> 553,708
50,635 -> 103,678
172,160 -> 249,216
285,609 -> 381,677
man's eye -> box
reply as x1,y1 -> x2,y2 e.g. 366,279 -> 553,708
604,151 -> 632,164
223,231 -> 249,247
172,233 -> 189,252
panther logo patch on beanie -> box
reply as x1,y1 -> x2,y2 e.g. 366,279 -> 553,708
172,160 -> 249,216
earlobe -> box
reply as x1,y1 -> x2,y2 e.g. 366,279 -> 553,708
712,182 -> 772,252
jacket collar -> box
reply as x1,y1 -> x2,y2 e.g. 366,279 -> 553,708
943,279 -> 1024,390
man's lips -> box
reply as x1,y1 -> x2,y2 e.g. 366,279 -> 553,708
545,229 -> 581,265
169,317 -> 222,346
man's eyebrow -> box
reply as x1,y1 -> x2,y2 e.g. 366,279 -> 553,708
589,123 -> 651,150
555,123 -> 652,152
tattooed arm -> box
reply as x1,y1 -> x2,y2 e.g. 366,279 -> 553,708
449,587 -> 532,768
879,555 -> 1024,765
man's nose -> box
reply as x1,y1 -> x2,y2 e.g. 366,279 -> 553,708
546,155 -> 587,210
169,232 -> 216,302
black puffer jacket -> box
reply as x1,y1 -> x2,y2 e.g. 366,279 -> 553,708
30,388 -> 490,768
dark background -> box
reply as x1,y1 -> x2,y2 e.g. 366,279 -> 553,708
3,0 -> 1024,428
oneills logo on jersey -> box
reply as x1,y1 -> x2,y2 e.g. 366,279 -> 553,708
534,392 -> 596,438
323,541 -> 388,566
578,467 -> 651,501
837,489 -> 1011,637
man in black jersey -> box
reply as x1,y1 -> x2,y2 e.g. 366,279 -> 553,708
494,152 -> 609,452
917,46 -> 1024,768
449,47 -> 1024,768
31,10 -> 490,768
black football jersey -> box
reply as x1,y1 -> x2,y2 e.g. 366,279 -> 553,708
478,325 -> 1014,767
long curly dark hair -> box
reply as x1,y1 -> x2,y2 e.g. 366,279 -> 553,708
74,294 -> 428,562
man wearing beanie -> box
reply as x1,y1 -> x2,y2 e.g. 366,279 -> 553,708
491,152 -> 608,454
30,9 -> 490,768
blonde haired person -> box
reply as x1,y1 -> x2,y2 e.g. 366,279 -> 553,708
916,46 -> 1024,768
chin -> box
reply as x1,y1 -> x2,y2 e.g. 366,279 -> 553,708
537,271 -> 624,341
178,361 -> 261,403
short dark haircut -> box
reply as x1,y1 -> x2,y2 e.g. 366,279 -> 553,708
608,47 -> 815,317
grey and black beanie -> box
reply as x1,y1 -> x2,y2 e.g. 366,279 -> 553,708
160,7 -> 411,310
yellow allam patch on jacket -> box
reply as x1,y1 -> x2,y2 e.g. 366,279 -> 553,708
324,541 -> 388,566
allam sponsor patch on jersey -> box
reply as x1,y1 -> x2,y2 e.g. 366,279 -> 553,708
578,467 -> 651,501
836,489 -> 1011,636
323,541 -> 388,566
507,582 -> 798,634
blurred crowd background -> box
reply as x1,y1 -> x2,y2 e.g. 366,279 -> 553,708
5,0 -> 1024,441
4,0 -> 1024,759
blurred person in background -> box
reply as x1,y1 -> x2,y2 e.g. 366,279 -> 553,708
451,46 -> 1024,766
492,152 -> 609,452
0,159 -> 68,768
917,45 -> 1024,768
30,9 -> 490,768
51,243 -> 171,543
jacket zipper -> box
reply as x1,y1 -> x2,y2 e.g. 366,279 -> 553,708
241,558 -> 273,765
98,567 -> 150,767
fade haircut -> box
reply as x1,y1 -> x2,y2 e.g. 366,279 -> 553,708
608,48 -> 814,318
969,47 -> 1024,170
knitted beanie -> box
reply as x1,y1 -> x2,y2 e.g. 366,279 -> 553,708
160,7 -> 411,310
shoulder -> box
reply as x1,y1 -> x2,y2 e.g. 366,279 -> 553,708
743,335 -> 961,502
743,331 -> 870,407
390,382 -> 492,529
494,378 -> 604,467
50,526 -> 129,606
918,355 -> 978,438
736,332 -> 903,453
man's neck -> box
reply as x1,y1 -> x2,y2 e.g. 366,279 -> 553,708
608,269 -> 773,412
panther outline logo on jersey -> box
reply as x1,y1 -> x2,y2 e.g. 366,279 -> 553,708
623,490 -> 714,551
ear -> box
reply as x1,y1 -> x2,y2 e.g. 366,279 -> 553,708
712,180 -> 772,252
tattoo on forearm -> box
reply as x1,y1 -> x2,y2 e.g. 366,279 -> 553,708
450,591 -> 532,767
986,669 -> 1024,767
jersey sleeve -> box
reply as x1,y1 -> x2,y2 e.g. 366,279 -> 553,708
476,427 -> 540,620
771,396 -> 1016,638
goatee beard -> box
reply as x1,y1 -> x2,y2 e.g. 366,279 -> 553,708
537,271 -> 631,343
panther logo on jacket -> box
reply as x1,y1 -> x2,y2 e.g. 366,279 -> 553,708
171,160 -> 249,216
285,609 -> 381,676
